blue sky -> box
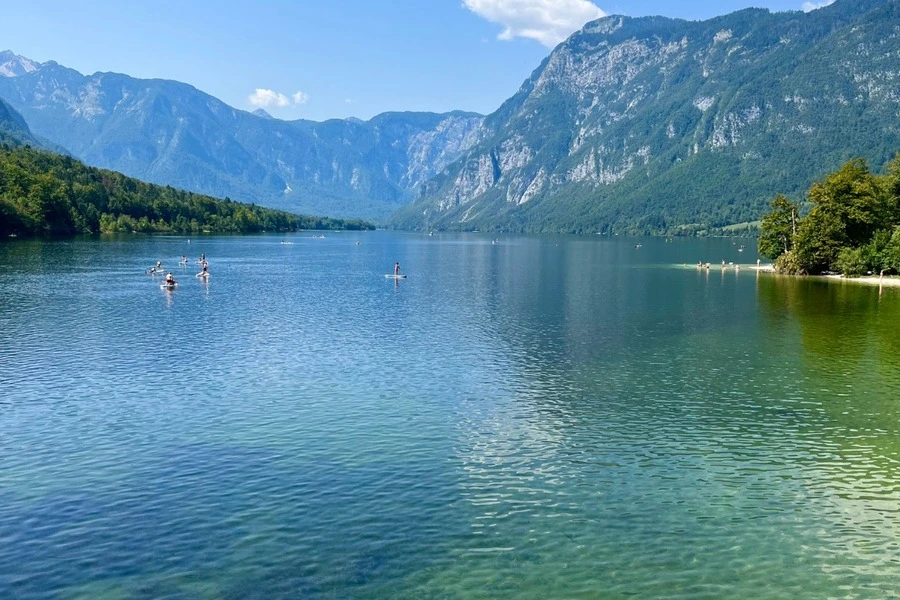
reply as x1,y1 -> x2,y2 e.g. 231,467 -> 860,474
1,0 -> 836,122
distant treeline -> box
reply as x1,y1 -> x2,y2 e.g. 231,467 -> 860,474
758,154 -> 900,276
0,144 -> 374,237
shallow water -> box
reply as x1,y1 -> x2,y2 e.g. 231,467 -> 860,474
1,232 -> 899,599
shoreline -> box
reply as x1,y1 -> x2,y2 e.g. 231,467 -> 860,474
822,273 -> 900,287
755,265 -> 900,287
682,263 -> 900,287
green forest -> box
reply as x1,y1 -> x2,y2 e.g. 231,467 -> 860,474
0,144 -> 373,237
758,154 -> 900,276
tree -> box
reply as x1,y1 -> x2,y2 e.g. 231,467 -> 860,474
758,194 -> 798,259
792,158 -> 882,273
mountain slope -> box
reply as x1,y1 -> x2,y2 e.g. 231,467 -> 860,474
396,0 -> 900,234
0,57 -> 482,221
0,96 -> 37,146
0,143 -> 372,237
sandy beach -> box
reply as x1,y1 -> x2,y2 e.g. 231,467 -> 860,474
823,273 -> 900,287
682,263 -> 900,287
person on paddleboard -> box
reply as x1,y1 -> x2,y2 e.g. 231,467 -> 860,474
394,262 -> 400,276
197,263 -> 209,277
165,272 -> 177,286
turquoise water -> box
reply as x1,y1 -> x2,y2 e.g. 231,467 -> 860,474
1,232 -> 899,599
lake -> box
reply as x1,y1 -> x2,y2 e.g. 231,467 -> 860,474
1,232 -> 899,599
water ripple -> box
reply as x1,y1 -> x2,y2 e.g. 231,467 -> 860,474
1,234 -> 899,599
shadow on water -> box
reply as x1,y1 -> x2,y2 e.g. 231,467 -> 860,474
756,274 -> 900,451
756,275 -> 900,383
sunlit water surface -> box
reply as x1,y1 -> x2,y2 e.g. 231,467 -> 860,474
1,232 -> 899,599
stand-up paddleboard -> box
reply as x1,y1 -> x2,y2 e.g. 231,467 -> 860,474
385,274 -> 407,279
160,283 -> 177,290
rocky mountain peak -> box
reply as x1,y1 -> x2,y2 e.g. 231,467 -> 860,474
0,50 -> 42,78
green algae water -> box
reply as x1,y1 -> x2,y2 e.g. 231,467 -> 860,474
1,232 -> 899,599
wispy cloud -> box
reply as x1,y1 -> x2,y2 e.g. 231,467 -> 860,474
249,88 -> 309,108
463,0 -> 606,48
801,0 -> 835,11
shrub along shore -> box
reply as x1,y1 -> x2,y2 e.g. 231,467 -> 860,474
758,153 -> 900,277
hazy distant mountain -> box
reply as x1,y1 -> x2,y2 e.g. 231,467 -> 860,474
0,96 -> 37,146
0,54 -> 483,221
0,50 -> 41,78
396,0 -> 900,234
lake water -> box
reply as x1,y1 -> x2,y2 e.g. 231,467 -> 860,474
1,232 -> 899,599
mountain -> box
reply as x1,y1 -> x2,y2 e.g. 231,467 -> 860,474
0,50 -> 40,77
396,0 -> 900,234
0,96 -> 37,146
0,95 -> 71,155
0,54 -> 483,221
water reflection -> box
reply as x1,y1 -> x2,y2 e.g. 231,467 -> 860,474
757,275 -> 900,377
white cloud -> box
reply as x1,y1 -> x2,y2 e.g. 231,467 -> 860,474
463,0 -> 606,48
249,88 -> 309,109
249,88 -> 291,108
801,0 -> 836,11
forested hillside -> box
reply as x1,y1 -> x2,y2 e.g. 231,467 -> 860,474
0,144 -> 372,237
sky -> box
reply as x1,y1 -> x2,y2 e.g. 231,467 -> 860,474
0,0 -> 836,122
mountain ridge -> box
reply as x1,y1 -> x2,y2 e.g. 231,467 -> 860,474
2,0 -> 898,233
395,0 -> 900,234
0,54 -> 483,221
